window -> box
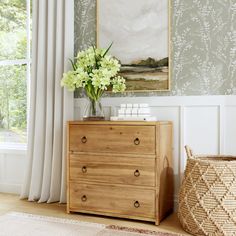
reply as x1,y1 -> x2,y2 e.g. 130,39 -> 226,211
0,0 -> 31,148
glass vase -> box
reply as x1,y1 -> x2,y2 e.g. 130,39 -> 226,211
83,97 -> 105,121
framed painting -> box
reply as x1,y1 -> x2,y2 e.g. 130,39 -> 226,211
96,0 -> 171,92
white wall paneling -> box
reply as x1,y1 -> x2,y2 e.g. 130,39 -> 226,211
0,151 -> 26,194
225,106 -> 236,154
75,95 -> 236,206
184,106 -> 219,153
1,95 -> 236,205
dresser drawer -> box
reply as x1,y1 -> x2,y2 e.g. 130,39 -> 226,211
69,154 -> 156,187
69,124 -> 156,154
69,183 -> 155,219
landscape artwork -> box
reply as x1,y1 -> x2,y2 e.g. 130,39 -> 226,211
97,0 -> 170,91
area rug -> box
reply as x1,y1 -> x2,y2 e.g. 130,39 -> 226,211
0,212 -> 181,236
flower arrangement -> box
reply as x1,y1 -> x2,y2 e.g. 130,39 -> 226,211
61,44 -> 126,120
61,44 -> 126,98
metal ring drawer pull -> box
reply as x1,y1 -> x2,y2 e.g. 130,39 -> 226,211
134,170 -> 140,177
134,138 -> 140,145
82,166 -> 87,173
81,195 -> 87,202
81,136 -> 87,143
134,201 -> 140,208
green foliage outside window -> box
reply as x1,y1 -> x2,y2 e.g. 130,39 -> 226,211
0,0 -> 29,143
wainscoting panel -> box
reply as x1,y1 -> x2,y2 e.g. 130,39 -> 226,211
0,152 -> 26,193
74,95 -> 236,204
150,106 -> 181,191
225,106 -> 236,154
184,106 -> 220,154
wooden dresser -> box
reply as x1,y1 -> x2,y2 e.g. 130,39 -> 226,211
67,121 -> 173,225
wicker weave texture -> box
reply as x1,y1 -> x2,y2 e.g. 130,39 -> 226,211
178,150 -> 236,236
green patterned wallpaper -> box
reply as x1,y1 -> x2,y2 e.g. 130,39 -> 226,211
74,0 -> 236,96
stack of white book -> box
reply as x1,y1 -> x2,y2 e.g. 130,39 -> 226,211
110,103 -> 157,121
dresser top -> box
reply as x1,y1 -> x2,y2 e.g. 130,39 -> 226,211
68,120 -> 172,125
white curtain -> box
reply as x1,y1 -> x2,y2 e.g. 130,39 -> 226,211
20,0 -> 74,203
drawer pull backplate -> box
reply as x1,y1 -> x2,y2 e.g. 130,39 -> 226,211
81,136 -> 87,143
134,170 -> 140,177
81,195 -> 87,202
82,166 -> 87,173
134,138 -> 140,145
134,201 -> 140,208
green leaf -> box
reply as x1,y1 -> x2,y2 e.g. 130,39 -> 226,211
102,42 -> 113,58
69,59 -> 77,71
92,45 -> 99,69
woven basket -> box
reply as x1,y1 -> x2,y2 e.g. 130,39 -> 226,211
178,146 -> 236,236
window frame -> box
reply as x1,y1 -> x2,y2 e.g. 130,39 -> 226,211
0,0 -> 31,153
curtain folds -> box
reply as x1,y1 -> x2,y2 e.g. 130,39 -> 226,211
20,0 -> 74,203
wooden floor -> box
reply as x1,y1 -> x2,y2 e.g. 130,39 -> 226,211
0,193 -> 190,235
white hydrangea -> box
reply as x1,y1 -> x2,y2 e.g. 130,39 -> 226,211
76,47 -> 96,70
75,68 -> 90,88
92,69 -> 111,90
112,76 -> 126,93
100,55 -> 121,77
61,71 -> 77,91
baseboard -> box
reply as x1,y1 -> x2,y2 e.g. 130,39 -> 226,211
0,183 -> 21,194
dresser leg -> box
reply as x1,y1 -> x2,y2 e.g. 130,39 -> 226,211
66,206 -> 70,214
155,219 -> 160,226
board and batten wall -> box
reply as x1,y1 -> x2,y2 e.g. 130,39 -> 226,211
74,95 -> 236,204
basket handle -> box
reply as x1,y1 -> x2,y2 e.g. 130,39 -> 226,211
185,146 -> 194,159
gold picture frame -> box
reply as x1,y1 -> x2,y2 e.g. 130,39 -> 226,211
96,0 -> 171,92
